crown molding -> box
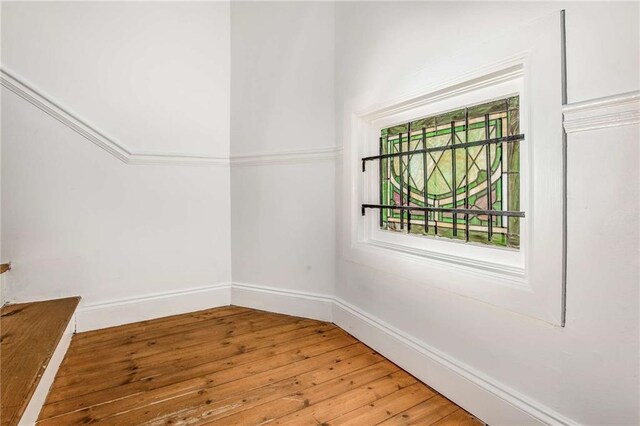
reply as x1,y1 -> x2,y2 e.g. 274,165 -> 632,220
0,68 -> 229,166
230,146 -> 342,166
563,90 -> 640,133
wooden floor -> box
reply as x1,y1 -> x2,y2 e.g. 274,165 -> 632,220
38,306 -> 482,425
1,297 -> 79,426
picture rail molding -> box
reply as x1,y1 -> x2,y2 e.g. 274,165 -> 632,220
229,146 -> 343,166
562,90 -> 640,133
0,68 -> 229,166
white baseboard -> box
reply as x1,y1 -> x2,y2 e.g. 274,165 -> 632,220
332,298 -> 576,426
75,283 -> 231,332
229,282 -> 573,425
230,282 -> 333,322
19,314 -> 75,426
63,282 -> 575,425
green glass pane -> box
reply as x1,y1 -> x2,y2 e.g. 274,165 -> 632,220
380,95 -> 521,249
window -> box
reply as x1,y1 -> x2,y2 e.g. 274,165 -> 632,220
362,96 -> 524,249
346,14 -> 565,324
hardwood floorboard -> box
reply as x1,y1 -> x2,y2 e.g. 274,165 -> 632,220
71,306 -> 251,345
155,361 -> 398,426
40,339 -> 366,420
278,371 -> 420,425
51,332 -> 355,403
52,327 -> 349,395
94,345 -> 385,425
377,394 -> 460,425
40,342 -> 372,424
431,409 -> 483,426
1,297 -> 79,426
55,319 -> 332,379
69,308 -> 312,353
38,306 -> 483,425
62,311 -> 314,365
227,370 -> 418,426
320,382 -> 435,425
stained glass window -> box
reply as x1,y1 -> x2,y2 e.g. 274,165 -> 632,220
375,96 -> 522,248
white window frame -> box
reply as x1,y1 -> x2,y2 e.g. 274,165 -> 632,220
341,12 -> 564,325
365,78 -> 526,277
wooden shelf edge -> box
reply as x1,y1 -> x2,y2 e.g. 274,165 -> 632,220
1,296 -> 81,426
0,263 -> 11,275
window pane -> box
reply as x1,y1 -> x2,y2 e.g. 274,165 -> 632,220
380,96 -> 521,249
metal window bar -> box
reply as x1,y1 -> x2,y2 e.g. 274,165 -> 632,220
433,119 -> 438,235
398,131 -> 404,231
422,126 -> 428,233
504,99 -> 509,237
498,107 -> 504,228
450,120 -> 457,237
365,108 -> 525,244
464,108 -> 470,241
379,136 -> 384,228
362,134 -> 524,163
406,122 -> 412,233
387,135 -> 391,227
484,113 -> 493,241
362,204 -> 524,218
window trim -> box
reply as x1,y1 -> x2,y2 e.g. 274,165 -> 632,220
340,12 -> 565,325
363,77 -> 527,278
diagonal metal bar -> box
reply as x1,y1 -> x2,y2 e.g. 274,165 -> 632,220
426,151 -> 453,192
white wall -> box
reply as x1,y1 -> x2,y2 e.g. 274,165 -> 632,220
230,2 -> 335,296
1,1 -> 229,157
2,1 -> 638,423
1,1 -> 232,305
335,2 -> 639,425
